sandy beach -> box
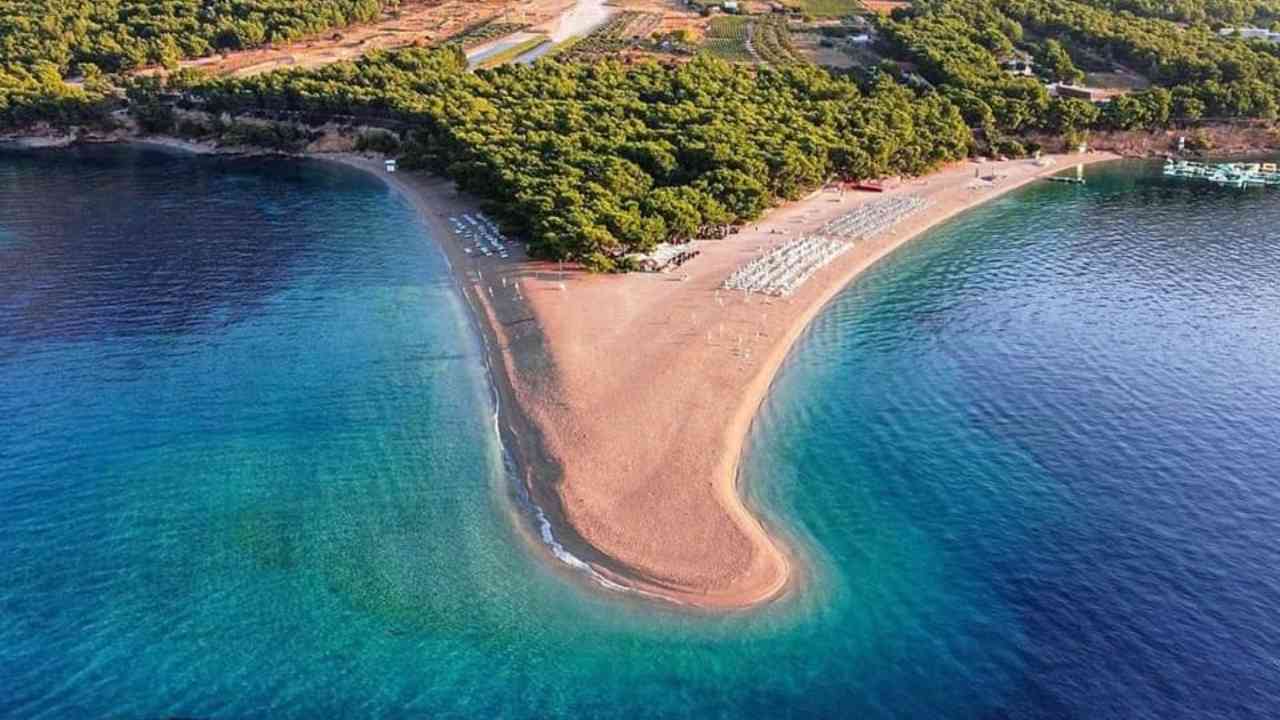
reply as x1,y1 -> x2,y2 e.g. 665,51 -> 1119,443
2,139 -> 1117,606
325,150 -> 1119,609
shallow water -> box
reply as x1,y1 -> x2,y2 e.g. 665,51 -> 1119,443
1,148 -> 1277,718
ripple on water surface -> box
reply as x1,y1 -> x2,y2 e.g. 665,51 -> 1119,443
1,150 -> 1278,718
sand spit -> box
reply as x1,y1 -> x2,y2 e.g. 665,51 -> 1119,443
324,151 -> 1121,609
317,152 -> 1122,609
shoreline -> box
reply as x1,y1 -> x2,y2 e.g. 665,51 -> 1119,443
328,150 -> 1122,610
314,151 -> 794,607
310,154 -> 640,597
3,135 -> 1121,609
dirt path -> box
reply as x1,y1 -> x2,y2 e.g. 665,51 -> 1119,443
743,20 -> 760,63
163,0 -> 578,78
549,0 -> 616,42
466,32 -> 547,66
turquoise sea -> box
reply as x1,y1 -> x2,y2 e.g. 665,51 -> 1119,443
2,146 -> 1278,718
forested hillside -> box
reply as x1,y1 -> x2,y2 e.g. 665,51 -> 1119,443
879,0 -> 1280,139
185,48 -> 970,268
1,0 -> 389,72
0,0 -> 392,128
1082,0 -> 1280,24
6,0 -> 1280,266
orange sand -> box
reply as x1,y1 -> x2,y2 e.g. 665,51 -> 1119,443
330,151 -> 1119,609
149,0 -> 579,78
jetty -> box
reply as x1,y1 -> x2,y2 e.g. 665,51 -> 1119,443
1046,164 -> 1086,185
1163,159 -> 1280,187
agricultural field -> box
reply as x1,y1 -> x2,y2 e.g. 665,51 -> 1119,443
610,0 -> 710,37
790,31 -> 858,67
443,20 -> 532,50
162,0 -> 506,77
779,0 -> 865,18
753,17 -> 803,65
558,11 -> 664,57
159,0 -> 571,78
702,16 -> 755,62
701,16 -> 802,65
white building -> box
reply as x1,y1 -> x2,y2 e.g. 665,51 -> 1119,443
1002,58 -> 1036,76
1219,27 -> 1280,43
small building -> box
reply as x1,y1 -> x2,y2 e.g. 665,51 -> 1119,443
1051,83 -> 1102,102
1002,58 -> 1035,77
1219,27 -> 1280,43
723,0 -> 740,12
903,72 -> 933,89
384,159 -> 398,173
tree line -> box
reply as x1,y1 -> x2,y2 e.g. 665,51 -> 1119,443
0,0 -> 389,73
999,0 -> 1280,123
9,0 -> 1280,266
184,48 -> 970,269
1,0 -> 392,129
877,0 -> 1280,139
1082,0 -> 1280,25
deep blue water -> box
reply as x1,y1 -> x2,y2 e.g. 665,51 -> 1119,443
1,148 -> 1278,718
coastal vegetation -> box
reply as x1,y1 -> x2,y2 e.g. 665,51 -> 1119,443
0,0 -> 394,128
1084,0 -> 1280,24
877,0 -> 1280,135
8,0 -> 1280,264
183,48 -> 971,268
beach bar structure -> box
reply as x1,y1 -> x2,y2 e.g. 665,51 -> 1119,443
629,243 -> 701,273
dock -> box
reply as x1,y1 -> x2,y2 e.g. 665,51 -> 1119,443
1163,159 -> 1280,187
1045,163 -> 1087,185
